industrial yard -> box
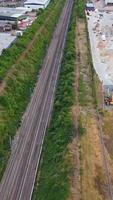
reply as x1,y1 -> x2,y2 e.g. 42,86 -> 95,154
87,11 -> 113,85
0,0 -> 50,54
86,0 -> 113,106
0,33 -> 16,54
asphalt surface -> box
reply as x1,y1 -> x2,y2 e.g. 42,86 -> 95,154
0,0 -> 73,199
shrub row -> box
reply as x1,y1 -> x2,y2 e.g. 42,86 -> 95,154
32,2 -> 76,200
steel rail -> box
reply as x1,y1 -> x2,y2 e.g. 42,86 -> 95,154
0,0 -> 73,199
0,12 -> 60,196
17,3 -> 73,199
12,2 -> 72,199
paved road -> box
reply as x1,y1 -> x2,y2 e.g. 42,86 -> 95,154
0,0 -> 73,199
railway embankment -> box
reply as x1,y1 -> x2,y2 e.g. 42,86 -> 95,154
0,0 -> 66,180
32,1 -> 76,200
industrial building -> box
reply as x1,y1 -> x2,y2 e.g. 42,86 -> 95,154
105,0 -> 113,5
0,21 -> 12,32
0,7 -> 29,21
24,0 -> 50,10
0,6 -> 35,55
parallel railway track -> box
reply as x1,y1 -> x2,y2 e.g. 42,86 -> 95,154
0,0 -> 73,199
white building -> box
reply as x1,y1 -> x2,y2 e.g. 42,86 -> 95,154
105,0 -> 113,5
24,0 -> 50,10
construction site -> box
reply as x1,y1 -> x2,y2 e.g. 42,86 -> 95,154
87,0 -> 113,107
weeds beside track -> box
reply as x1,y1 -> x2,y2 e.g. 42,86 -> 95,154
32,2 -> 76,200
0,0 -> 66,180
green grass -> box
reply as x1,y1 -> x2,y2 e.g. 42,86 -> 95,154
76,0 -> 85,18
0,0 -> 66,180
79,74 -> 89,106
32,2 -> 76,200
75,0 -> 97,107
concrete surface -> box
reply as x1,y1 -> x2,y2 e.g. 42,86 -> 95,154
0,33 -> 16,55
87,10 -> 113,85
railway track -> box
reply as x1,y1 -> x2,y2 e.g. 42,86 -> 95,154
0,0 -> 73,199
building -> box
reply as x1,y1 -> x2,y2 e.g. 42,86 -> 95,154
0,21 -> 12,32
24,0 -> 50,10
105,0 -> 113,5
0,7 -> 28,21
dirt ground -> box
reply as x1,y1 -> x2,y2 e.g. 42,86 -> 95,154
80,111 -> 109,200
68,17 -> 113,200
103,110 -> 113,160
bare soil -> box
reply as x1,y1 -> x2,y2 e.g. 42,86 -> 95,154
68,16 -> 113,200
103,110 -> 113,160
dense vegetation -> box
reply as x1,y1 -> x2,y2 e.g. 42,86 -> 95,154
76,0 -> 84,18
0,0 -> 66,179
32,2 -> 76,200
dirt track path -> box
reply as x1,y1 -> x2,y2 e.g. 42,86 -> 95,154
68,16 -> 113,200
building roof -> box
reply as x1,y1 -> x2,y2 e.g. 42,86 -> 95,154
105,0 -> 113,3
24,0 -> 49,5
0,7 -> 28,20
86,2 -> 94,7
0,21 -> 9,27
16,7 -> 32,12
0,7 -> 26,16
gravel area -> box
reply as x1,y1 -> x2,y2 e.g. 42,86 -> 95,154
87,10 -> 113,85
